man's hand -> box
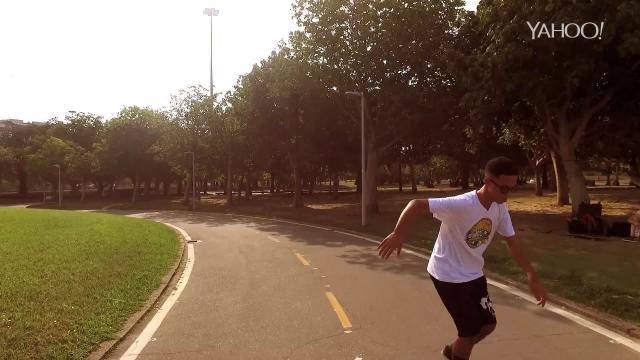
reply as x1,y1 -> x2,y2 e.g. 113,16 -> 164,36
377,231 -> 405,259
528,272 -> 547,307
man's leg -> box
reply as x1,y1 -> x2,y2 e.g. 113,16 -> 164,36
473,323 -> 496,344
447,324 -> 495,360
450,336 -> 474,359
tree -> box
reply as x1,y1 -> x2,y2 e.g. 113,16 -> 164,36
65,145 -> 98,201
102,106 -> 167,203
475,0 -> 640,214
167,85 -> 219,203
0,123 -> 45,196
0,146 -> 13,181
46,112 -> 105,198
26,137 -> 75,196
292,0 -> 466,217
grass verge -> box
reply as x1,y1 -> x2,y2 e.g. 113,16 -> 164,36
0,209 -> 180,359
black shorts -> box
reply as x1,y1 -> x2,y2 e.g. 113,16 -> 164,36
430,274 -> 497,337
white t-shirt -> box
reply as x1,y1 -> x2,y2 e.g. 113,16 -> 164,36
426,190 -> 515,283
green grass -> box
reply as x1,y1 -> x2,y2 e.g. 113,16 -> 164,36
0,209 -> 180,359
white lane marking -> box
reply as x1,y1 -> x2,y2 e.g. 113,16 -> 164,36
487,278 -> 640,352
268,235 -> 281,243
120,223 -> 195,360
222,213 -> 640,353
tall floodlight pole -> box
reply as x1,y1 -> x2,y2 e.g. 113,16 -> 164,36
203,8 -> 219,102
345,91 -> 366,226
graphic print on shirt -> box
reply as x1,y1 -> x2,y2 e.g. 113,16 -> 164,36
465,218 -> 492,248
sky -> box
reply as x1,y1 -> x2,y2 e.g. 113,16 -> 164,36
0,0 -> 480,122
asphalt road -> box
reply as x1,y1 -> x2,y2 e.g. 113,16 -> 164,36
106,211 -> 640,360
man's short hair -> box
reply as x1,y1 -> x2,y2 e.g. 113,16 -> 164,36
485,157 -> 518,177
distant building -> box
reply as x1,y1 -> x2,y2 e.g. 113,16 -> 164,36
0,119 -> 46,135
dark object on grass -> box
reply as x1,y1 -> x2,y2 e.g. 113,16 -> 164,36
609,222 -> 631,237
568,202 -> 608,236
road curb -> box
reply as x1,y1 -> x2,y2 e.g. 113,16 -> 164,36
216,210 -> 640,342
87,221 -> 188,360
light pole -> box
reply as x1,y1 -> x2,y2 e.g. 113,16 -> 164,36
203,8 -> 219,102
185,152 -> 196,211
53,164 -> 62,208
345,91 -> 366,226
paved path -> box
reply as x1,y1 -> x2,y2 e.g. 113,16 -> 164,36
0,203 -> 33,208
106,211 -> 640,359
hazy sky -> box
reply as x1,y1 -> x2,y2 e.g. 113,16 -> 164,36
0,0 -> 480,122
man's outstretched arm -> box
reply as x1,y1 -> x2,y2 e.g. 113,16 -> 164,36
378,199 -> 429,259
504,235 -> 547,306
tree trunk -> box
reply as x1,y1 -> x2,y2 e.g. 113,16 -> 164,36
551,151 -> 570,206
293,162 -> 303,208
425,167 -> 435,188
526,151 -> 543,196
547,155 -> 557,192
80,176 -> 86,202
131,173 -> 139,203
558,142 -> 589,215
398,160 -> 403,193
409,155 -> 417,193
461,161 -> 470,190
332,172 -> 340,199
541,163 -> 550,190
356,171 -> 362,194
544,95 -> 611,213
246,174 -> 252,198
534,168 -> 542,196
270,172 -> 275,194
144,180 -> 150,197
97,180 -> 104,197
17,160 -> 28,197
226,154 -> 233,206
237,175 -> 244,199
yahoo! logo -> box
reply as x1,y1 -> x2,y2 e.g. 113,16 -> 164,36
526,21 -> 604,40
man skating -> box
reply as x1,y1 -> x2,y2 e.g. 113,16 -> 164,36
377,157 -> 547,360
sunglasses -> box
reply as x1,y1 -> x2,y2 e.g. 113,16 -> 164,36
486,178 -> 517,194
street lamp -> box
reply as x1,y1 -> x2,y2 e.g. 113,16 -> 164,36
203,8 -> 220,102
184,152 -> 196,211
345,91 -> 366,226
52,164 -> 62,208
